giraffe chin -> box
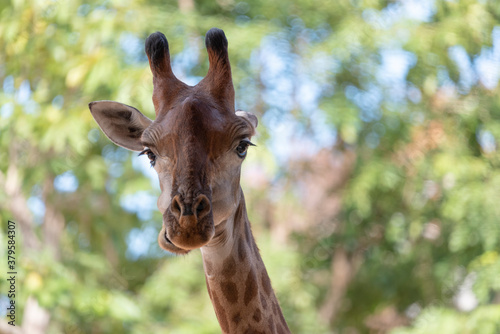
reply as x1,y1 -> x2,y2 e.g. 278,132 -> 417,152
157,228 -> 190,255
158,223 -> 215,255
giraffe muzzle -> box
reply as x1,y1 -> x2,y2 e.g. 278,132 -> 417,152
158,193 -> 215,253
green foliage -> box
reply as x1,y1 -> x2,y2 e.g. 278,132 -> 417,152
392,305 -> 500,334
1,0 -> 500,333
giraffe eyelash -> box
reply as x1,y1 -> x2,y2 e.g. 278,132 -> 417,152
138,148 -> 157,167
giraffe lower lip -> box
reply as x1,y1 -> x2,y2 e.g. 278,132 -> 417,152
162,230 -> 190,254
164,232 -> 173,244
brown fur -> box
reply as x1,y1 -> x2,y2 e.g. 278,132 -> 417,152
261,271 -> 273,297
212,292 -> 230,333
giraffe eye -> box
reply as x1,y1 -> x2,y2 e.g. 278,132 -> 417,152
236,140 -> 255,158
139,148 -> 157,167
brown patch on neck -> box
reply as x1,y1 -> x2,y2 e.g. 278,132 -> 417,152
221,256 -> 236,279
244,270 -> 258,306
220,281 -> 239,304
259,292 -> 268,310
232,312 -> 242,325
252,308 -> 262,323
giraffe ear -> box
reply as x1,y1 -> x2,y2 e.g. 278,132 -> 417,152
89,101 -> 153,151
236,110 -> 258,136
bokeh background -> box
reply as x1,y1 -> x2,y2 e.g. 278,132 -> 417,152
1,0 -> 500,333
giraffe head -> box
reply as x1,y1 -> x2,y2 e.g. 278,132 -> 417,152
89,28 -> 258,254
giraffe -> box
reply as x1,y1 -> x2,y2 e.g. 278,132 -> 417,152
89,28 -> 291,334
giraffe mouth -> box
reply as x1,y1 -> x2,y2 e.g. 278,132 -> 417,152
158,226 -> 190,255
158,194 -> 215,254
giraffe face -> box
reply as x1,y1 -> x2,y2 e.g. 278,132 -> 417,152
89,29 -> 257,254
142,95 -> 256,254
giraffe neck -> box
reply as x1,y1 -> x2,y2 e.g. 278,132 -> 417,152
201,188 -> 290,334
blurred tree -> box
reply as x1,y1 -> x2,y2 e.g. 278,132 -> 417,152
267,0 -> 500,333
0,0 -> 499,333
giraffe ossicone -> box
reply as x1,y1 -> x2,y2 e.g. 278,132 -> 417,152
89,28 -> 290,333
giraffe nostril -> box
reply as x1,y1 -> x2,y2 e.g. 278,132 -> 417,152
196,200 -> 205,214
170,195 -> 182,219
195,195 -> 211,219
